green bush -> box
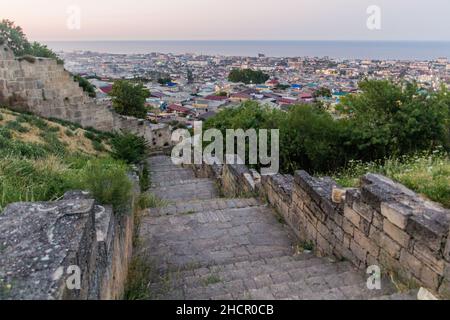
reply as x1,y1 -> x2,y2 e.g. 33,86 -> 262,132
74,75 -> 96,97
137,192 -> 166,209
92,140 -> 106,152
111,131 -> 148,164
77,158 -> 132,214
5,120 -> 29,133
139,163 -> 150,192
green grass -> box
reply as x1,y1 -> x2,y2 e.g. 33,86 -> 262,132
331,149 -> 450,208
137,192 -> 167,209
123,254 -> 153,300
0,110 -> 134,214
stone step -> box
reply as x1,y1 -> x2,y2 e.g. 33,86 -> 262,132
139,206 -> 296,273
152,255 -> 399,300
150,197 -> 262,216
150,180 -> 219,202
150,178 -> 214,188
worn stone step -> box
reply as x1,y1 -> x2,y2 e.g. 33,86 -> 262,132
150,178 -> 214,188
151,255 -> 356,299
139,206 -> 296,273
163,260 -> 395,300
149,180 -> 219,201
150,197 -> 262,216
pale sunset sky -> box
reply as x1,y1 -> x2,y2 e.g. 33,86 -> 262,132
1,0 -> 449,41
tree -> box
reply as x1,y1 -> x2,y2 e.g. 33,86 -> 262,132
228,69 -> 270,84
0,19 -> 30,56
187,69 -> 194,84
158,77 -> 172,85
110,80 -> 150,119
313,87 -> 332,98
0,19 -> 63,63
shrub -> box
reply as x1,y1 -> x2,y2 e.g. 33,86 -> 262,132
5,120 -> 29,133
139,163 -> 150,192
65,129 -> 74,137
92,140 -> 106,152
78,158 -> 132,214
137,192 -> 166,209
111,131 -> 148,164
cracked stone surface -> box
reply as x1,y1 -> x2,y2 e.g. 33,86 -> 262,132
139,156 -> 417,300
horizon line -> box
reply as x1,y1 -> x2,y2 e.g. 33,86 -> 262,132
38,39 -> 450,43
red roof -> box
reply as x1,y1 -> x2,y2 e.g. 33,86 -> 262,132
277,98 -> 295,104
231,92 -> 252,99
99,84 -> 113,94
167,104 -> 191,114
299,93 -> 313,99
204,95 -> 228,101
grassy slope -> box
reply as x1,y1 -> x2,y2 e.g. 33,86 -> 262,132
0,108 -> 130,212
331,150 -> 450,208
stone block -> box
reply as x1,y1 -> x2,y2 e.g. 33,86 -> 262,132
350,240 -> 367,264
383,219 -> 410,247
407,213 -> 448,253
380,202 -> 412,230
344,205 -> 360,227
413,242 -> 445,275
380,234 -> 401,259
354,228 -> 379,257
353,200 -> 373,222
400,249 -> 423,278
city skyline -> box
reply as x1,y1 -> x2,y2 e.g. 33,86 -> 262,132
1,0 -> 450,42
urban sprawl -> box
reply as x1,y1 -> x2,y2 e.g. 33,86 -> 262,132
62,50 -> 450,126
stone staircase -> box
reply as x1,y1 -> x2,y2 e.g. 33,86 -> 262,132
138,155 -> 417,300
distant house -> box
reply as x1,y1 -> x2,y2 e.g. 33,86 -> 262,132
198,111 -> 217,121
204,95 -> 228,102
230,92 -> 252,103
299,93 -> 314,102
167,104 -> 192,115
266,79 -> 279,88
98,84 -> 113,94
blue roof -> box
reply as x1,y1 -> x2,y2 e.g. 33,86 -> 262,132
291,84 -> 302,88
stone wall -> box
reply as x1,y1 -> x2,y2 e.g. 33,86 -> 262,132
195,159 -> 450,298
0,44 -> 171,149
0,174 -> 139,300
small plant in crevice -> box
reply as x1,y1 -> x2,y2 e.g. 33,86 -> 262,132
123,254 -> 154,300
137,192 -> 167,209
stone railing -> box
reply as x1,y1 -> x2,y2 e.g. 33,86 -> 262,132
193,159 -> 450,298
0,174 -> 140,300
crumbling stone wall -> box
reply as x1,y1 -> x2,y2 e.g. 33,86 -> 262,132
0,44 -> 171,148
0,185 -> 138,300
196,159 -> 450,298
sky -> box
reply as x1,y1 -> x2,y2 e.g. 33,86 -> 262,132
1,0 -> 449,41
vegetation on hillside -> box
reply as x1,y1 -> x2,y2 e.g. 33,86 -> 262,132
73,74 -> 96,97
0,19 -> 63,64
110,80 -> 150,119
0,108 -> 147,214
204,79 -> 450,206
332,150 -> 450,208
228,68 -> 270,84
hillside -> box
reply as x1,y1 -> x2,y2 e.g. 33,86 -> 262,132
0,107 -> 131,212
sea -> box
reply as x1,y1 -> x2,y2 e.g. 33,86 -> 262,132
44,40 -> 450,61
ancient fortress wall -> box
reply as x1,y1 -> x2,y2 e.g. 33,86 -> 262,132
0,44 -> 171,149
192,160 -> 450,298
